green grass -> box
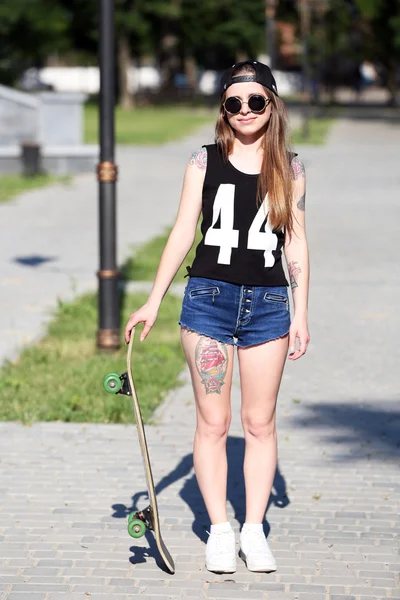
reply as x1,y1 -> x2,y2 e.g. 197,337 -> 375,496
121,225 -> 202,282
84,102 -> 333,146
84,104 -> 214,145
0,292 -> 185,424
0,174 -> 70,203
291,117 -> 334,145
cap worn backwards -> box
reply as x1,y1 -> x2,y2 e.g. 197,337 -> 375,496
220,60 -> 278,97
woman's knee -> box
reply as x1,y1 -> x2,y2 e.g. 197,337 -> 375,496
196,413 -> 231,439
241,412 -> 276,440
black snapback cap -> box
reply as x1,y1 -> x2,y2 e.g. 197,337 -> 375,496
220,60 -> 278,97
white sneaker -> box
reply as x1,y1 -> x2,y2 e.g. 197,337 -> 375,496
239,528 -> 277,572
205,526 -> 236,573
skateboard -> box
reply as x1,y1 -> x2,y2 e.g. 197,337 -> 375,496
103,327 -> 175,574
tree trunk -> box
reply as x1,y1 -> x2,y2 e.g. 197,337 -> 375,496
386,61 -> 399,107
159,0 -> 181,95
235,50 -> 248,63
184,54 -> 197,92
118,34 -> 134,110
265,0 -> 277,69
160,33 -> 179,90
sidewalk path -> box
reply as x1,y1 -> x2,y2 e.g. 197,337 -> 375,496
0,117 -> 399,599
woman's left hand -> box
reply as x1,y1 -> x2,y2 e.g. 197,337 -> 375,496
288,316 -> 310,361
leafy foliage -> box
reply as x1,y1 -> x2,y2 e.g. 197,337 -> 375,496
180,0 -> 266,69
0,0 -> 398,99
0,0 -> 69,83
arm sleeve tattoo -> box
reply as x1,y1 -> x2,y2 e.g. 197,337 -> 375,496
288,260 -> 301,290
291,156 -> 305,180
189,147 -> 207,171
297,192 -> 306,211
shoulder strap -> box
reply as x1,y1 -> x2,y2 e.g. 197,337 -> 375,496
203,143 -> 226,180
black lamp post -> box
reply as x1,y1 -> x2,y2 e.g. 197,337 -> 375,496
97,0 -> 120,350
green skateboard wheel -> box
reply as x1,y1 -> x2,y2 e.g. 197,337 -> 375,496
103,372 -> 122,394
128,518 -> 146,538
128,512 -> 137,524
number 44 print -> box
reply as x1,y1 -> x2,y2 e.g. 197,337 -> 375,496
204,183 -> 278,266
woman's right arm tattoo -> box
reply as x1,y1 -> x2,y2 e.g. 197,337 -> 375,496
288,261 -> 302,290
189,147 -> 207,171
291,156 -> 305,180
297,192 -> 306,211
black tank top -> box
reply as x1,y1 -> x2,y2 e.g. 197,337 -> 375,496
188,144 -> 291,287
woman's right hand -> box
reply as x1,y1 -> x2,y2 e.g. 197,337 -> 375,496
124,302 -> 159,344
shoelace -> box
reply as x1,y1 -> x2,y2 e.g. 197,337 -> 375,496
243,531 -> 270,554
207,530 -> 233,554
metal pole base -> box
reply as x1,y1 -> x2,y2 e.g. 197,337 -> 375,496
97,328 -> 120,350
21,142 -> 42,177
97,269 -> 120,351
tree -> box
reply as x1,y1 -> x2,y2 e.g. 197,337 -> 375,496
181,0 -> 266,72
355,0 -> 400,105
114,0 -> 183,106
305,0 -> 400,104
311,0 -> 358,102
0,0 -> 69,85
114,0 -> 152,109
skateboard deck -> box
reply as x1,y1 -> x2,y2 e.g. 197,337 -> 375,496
104,328 -> 175,574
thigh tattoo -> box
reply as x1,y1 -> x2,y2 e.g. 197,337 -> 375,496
195,337 -> 228,395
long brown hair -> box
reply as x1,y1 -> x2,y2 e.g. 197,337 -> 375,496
215,63 -> 294,235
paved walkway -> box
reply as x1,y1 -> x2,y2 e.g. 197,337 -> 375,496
0,116 -> 399,599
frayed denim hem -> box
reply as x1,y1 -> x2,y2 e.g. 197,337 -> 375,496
178,322 -> 235,346
178,321 -> 290,349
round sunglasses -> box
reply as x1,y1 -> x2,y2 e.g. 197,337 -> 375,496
223,93 -> 271,115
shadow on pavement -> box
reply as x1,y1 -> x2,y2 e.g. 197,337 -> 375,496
13,254 -> 57,267
110,400 -> 399,571
289,400 -> 400,462
129,541 -> 172,574
110,435 -> 290,553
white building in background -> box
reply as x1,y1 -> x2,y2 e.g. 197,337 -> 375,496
272,70 -> 302,96
40,67 -> 100,94
39,66 -> 161,94
198,71 -> 219,95
38,63 -> 301,97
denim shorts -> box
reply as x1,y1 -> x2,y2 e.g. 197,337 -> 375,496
179,276 -> 291,348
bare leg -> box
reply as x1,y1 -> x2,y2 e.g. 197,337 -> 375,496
238,335 -> 289,523
180,329 -> 234,524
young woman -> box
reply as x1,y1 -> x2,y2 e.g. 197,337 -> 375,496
125,60 -> 310,574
